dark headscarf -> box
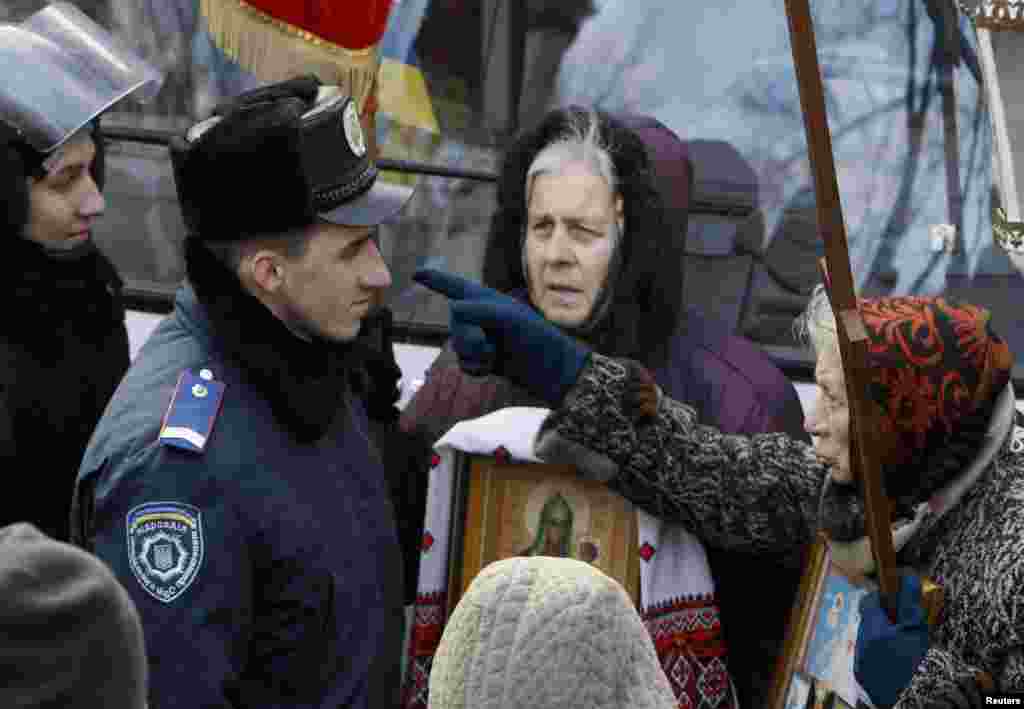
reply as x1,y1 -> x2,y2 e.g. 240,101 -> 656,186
482,106 -> 687,369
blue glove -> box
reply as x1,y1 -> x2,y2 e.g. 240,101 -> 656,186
413,268 -> 590,406
854,573 -> 930,709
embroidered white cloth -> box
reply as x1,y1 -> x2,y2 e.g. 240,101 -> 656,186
401,407 -> 736,709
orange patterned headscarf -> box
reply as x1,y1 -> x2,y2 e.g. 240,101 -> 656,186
857,296 -> 1013,503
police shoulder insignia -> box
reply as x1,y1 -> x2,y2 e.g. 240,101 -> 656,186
126,502 -> 204,603
159,367 -> 225,453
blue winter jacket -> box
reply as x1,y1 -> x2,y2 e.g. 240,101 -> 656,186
73,284 -> 405,708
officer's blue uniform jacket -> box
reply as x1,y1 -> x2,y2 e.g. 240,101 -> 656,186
73,283 -> 405,708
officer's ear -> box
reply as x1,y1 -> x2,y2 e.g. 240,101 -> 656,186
248,249 -> 286,294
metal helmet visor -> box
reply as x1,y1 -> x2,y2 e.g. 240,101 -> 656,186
0,2 -> 163,154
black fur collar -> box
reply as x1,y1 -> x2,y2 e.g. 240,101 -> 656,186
184,237 -> 362,444
2,237 -> 124,354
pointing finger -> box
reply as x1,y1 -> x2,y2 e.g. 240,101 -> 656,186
413,268 -> 492,302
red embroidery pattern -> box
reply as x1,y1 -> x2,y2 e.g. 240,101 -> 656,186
853,296 -> 1012,476
642,595 -> 736,709
401,591 -> 447,709
421,530 -> 434,553
640,541 -> 657,562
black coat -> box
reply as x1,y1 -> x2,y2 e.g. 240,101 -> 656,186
0,240 -> 129,541
352,305 -> 431,607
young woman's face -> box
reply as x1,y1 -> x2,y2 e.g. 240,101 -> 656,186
23,134 -> 105,249
524,162 -> 622,328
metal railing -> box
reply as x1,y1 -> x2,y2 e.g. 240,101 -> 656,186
100,126 -> 499,183
104,125 -> 1024,390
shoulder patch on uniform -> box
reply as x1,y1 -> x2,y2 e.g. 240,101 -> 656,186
159,367 -> 225,453
126,502 -> 204,603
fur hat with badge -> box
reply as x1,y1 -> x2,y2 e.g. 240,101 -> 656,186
170,74 -> 412,244
0,522 -> 148,708
169,76 -> 414,442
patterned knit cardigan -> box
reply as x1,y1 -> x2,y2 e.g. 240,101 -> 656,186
535,353 -> 1024,708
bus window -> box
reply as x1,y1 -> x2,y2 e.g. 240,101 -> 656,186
5,1 -> 1022,387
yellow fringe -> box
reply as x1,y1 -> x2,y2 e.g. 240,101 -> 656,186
200,0 -> 380,110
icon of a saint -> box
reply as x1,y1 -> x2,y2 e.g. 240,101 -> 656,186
520,493 -> 573,557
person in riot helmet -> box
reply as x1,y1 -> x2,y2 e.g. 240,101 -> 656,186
72,75 -> 414,707
0,2 -> 162,541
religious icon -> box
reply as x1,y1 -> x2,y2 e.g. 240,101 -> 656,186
784,671 -> 813,709
804,572 -> 867,704
449,456 -> 640,613
519,493 -> 573,557
769,536 -> 874,709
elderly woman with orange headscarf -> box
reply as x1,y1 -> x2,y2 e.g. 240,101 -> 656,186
416,264 -> 1022,708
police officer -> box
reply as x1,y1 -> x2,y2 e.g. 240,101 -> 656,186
72,75 -> 414,708
0,2 -> 162,541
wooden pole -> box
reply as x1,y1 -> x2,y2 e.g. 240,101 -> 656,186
782,0 -> 900,618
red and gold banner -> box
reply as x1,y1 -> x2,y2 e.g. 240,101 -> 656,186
199,0 -> 392,113
200,0 -> 440,169
226,0 -> 392,50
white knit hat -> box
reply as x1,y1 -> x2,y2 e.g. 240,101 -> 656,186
428,556 -> 676,709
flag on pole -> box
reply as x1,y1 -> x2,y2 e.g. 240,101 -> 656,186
376,0 -> 442,186
198,0 -> 440,173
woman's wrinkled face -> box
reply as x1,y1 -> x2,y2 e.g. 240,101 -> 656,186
805,344 -> 853,482
23,134 -> 105,249
524,162 -> 622,328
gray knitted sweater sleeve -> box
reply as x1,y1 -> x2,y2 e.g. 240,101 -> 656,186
535,353 -> 828,561
536,353 -> 1024,708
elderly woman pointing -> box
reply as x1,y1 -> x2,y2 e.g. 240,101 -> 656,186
404,107 -> 807,706
416,266 -> 1023,708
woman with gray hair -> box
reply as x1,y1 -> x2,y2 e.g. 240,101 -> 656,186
403,106 -> 807,707
416,262 -> 1023,708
